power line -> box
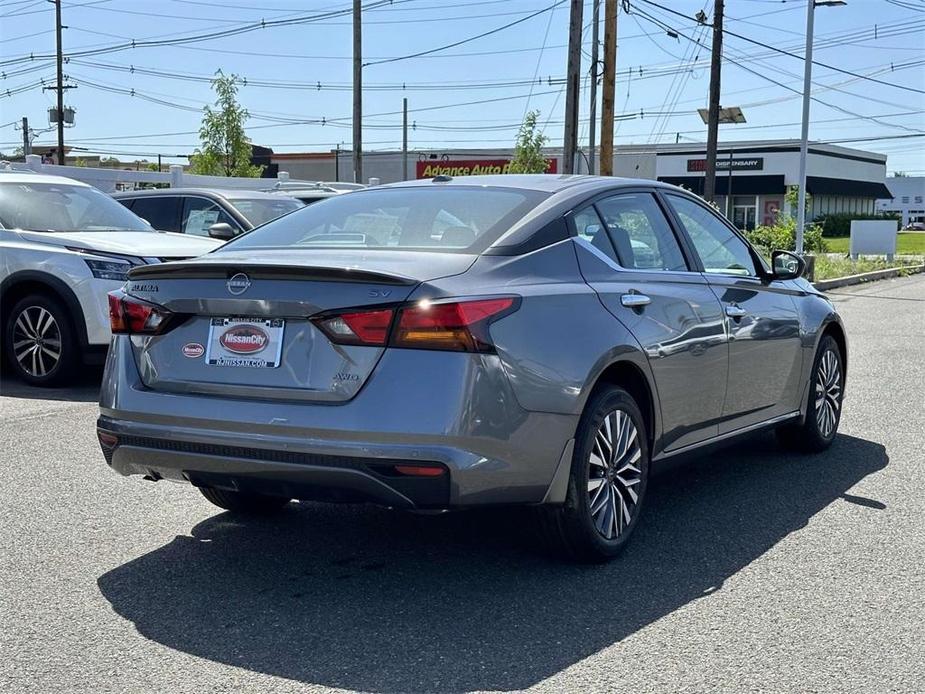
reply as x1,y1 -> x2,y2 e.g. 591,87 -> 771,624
636,0 -> 925,95
363,0 -> 568,67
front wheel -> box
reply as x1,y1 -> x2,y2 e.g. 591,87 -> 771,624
540,386 -> 649,563
3,293 -> 78,387
777,334 -> 844,452
198,486 -> 291,514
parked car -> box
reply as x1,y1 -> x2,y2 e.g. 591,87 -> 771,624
113,188 -> 303,239
903,221 -> 924,231
266,181 -> 354,205
98,175 -> 847,562
0,172 -> 222,386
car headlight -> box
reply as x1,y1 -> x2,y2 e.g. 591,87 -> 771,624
84,258 -> 132,281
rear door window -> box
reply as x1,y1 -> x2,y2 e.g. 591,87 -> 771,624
573,206 -> 619,264
129,196 -> 182,233
595,193 -> 688,271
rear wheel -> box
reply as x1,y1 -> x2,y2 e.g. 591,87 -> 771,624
777,334 -> 844,452
3,293 -> 78,387
198,486 -> 291,514
540,386 -> 649,563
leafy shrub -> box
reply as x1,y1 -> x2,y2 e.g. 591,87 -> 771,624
813,212 -> 899,238
743,213 -> 827,258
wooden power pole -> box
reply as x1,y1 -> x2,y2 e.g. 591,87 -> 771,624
352,0 -> 363,184
54,0 -> 65,165
600,0 -> 617,176
562,0 -> 583,174
703,0 -> 724,203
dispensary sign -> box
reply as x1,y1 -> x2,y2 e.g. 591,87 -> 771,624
687,157 -> 764,172
416,158 -> 558,179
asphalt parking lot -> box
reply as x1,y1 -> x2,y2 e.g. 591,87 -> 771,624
2,274 -> 923,694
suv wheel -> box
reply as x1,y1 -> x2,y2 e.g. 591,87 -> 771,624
540,386 -> 649,562
4,294 -> 78,387
777,334 -> 844,452
198,486 -> 291,514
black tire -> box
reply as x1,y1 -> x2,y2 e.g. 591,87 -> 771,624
776,334 -> 844,453
198,486 -> 291,514
540,386 -> 650,563
3,293 -> 79,387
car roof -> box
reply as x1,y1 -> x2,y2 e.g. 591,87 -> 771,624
113,188 -> 288,200
0,171 -> 93,187
380,174 -> 677,194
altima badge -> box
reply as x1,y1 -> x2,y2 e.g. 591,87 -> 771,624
226,273 -> 251,295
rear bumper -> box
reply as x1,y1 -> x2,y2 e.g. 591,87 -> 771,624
99,336 -> 578,508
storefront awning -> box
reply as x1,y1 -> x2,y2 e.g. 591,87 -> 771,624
805,176 -> 893,199
657,174 -> 786,196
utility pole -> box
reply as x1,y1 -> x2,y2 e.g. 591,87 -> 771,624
402,97 -> 408,181
600,0 -> 617,176
21,117 -> 30,156
588,0 -> 600,174
53,0 -> 65,165
352,0 -> 362,184
703,0 -> 724,203
562,0 -> 583,174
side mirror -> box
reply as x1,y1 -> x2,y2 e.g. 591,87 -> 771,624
207,222 -> 236,240
770,250 -> 805,280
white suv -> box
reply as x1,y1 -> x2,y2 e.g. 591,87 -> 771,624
0,171 -> 221,386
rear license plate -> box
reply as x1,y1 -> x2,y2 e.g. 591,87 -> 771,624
205,317 -> 285,368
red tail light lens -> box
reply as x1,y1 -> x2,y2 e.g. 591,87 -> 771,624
108,289 -> 173,334
392,297 -> 516,352
312,297 -> 517,352
313,308 -> 395,346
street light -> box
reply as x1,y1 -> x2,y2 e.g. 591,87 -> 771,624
795,0 -> 846,255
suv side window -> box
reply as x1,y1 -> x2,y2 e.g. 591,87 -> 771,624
595,193 -> 687,271
573,206 -> 619,264
127,196 -> 181,232
181,197 -> 237,237
667,194 -> 757,277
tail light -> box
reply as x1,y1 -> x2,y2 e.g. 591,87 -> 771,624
312,297 -> 518,352
313,308 -> 394,346
392,297 -> 516,352
108,289 -> 173,335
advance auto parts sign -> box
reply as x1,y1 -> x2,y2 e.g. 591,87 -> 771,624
416,158 -> 558,179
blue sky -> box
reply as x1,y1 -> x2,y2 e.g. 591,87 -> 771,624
1,0 -> 923,173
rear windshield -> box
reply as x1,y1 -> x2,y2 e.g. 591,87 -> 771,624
221,187 -> 547,253
227,197 -> 303,227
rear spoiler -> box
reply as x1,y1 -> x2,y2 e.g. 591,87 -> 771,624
128,262 -> 416,286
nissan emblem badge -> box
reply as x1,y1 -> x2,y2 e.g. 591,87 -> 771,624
226,272 -> 251,296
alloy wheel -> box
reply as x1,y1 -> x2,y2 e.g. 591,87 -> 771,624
587,409 -> 643,540
12,305 -> 62,378
815,348 -> 842,438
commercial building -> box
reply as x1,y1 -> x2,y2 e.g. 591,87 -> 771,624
875,176 -> 925,227
266,138 -> 890,230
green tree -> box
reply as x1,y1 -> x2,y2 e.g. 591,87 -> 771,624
190,72 -> 263,177
508,110 -> 549,174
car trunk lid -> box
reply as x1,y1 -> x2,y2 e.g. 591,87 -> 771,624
123,250 -> 476,402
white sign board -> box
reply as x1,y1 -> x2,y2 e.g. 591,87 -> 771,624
849,220 -> 898,260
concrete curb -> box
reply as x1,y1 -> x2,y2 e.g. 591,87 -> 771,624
813,263 -> 925,291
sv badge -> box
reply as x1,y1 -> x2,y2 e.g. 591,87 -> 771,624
368,289 -> 391,298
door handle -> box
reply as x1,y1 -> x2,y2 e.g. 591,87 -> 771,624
621,293 -> 651,308
725,304 -> 748,318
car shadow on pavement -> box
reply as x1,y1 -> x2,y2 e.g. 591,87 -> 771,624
97,432 -> 887,693
0,371 -> 101,403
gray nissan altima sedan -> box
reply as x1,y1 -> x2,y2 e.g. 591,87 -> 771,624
98,175 -> 846,562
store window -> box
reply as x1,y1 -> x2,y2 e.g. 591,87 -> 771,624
732,195 -> 758,231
